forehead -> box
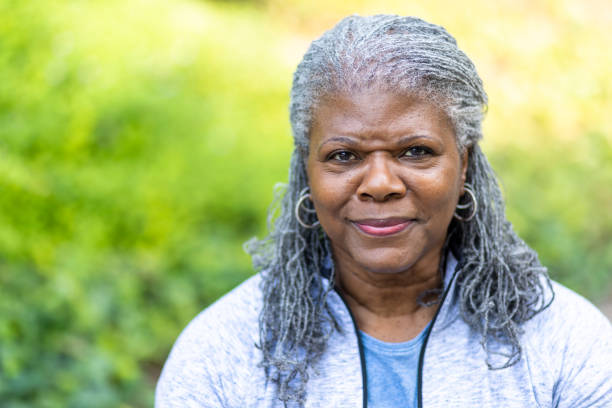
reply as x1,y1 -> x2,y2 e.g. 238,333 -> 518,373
310,90 -> 455,144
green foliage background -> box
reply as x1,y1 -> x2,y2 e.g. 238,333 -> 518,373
1,0 -> 610,406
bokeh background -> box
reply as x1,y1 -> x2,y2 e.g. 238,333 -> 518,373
1,0 -> 611,406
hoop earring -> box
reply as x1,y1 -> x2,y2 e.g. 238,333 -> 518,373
295,187 -> 320,229
454,183 -> 478,222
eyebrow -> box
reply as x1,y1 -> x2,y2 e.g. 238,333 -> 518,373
317,136 -> 358,154
317,134 -> 434,154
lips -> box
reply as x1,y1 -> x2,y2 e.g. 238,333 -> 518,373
352,218 -> 414,236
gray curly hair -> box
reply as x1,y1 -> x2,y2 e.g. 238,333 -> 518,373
245,14 -> 552,405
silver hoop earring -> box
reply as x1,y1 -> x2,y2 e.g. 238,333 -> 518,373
295,187 -> 320,229
454,183 -> 478,222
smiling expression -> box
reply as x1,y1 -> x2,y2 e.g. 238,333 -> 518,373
306,89 -> 467,277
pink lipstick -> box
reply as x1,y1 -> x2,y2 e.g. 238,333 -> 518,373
353,218 -> 413,236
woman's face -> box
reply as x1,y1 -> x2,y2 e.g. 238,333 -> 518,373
306,89 -> 467,276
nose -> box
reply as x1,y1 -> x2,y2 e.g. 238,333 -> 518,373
357,154 -> 406,202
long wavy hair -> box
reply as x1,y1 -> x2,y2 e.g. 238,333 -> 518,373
245,14 -> 552,405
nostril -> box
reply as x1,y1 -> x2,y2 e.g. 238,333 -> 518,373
357,161 -> 406,201
357,179 -> 406,202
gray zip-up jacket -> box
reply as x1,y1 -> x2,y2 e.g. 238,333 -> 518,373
156,256 -> 612,407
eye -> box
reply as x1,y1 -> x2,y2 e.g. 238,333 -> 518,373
328,150 -> 358,162
402,146 -> 433,158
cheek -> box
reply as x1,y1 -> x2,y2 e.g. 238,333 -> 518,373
307,171 -> 357,239
310,174 -> 355,216
415,165 -> 463,212
307,159 -> 354,209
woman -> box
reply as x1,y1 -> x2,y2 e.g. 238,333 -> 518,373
156,15 -> 611,407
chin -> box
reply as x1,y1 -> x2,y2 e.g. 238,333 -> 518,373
353,249 -> 421,275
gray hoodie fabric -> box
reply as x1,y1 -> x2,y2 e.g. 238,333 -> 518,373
156,256 -> 612,407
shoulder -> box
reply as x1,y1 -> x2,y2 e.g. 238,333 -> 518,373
184,273 -> 263,336
525,279 -> 611,339
523,279 -> 612,369
168,273 -> 264,353
155,274 -> 266,407
522,280 -> 612,407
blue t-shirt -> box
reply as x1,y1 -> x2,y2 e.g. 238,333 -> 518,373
359,325 -> 429,408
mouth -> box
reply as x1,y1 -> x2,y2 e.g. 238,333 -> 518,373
352,218 -> 414,237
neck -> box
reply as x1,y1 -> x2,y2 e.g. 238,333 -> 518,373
334,250 -> 444,342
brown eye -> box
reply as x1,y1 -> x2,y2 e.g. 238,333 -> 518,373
402,146 -> 432,158
330,151 -> 357,162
